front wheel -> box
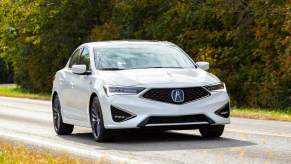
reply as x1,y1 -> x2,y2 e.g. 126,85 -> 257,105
199,125 -> 224,138
90,96 -> 111,142
52,95 -> 74,135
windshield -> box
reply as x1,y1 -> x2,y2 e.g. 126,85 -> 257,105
94,44 -> 195,70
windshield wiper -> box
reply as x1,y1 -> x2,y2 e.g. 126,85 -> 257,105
99,68 -> 125,70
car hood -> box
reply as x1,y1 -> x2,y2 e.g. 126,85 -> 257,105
98,68 -> 221,87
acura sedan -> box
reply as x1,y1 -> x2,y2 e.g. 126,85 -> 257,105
52,41 -> 230,142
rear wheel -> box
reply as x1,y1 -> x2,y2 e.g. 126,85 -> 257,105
199,125 -> 224,138
90,96 -> 111,142
52,95 -> 74,135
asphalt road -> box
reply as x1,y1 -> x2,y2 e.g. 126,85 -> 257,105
0,96 -> 290,164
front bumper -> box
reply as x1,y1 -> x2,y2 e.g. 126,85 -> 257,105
100,90 -> 230,129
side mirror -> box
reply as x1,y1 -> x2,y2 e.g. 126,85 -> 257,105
196,61 -> 209,71
71,65 -> 87,74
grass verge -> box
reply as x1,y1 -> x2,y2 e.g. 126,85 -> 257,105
232,108 -> 291,122
0,85 -> 50,100
0,142 -> 108,164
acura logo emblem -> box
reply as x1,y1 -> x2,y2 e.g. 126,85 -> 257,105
171,89 -> 184,103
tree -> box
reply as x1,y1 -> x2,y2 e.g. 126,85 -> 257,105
0,0 -> 290,108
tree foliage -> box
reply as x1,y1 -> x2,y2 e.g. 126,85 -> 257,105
0,0 -> 103,90
0,57 -> 13,83
0,0 -> 290,109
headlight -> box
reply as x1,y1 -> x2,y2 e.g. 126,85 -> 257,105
104,86 -> 145,96
204,83 -> 225,91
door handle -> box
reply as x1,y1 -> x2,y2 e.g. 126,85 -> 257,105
70,82 -> 75,88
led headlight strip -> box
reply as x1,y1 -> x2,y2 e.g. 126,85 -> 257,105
204,83 -> 225,91
104,86 -> 145,96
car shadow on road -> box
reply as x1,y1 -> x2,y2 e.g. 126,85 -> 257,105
59,130 -> 256,151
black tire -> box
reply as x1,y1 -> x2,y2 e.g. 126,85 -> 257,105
52,95 -> 74,135
90,96 -> 111,142
199,125 -> 224,138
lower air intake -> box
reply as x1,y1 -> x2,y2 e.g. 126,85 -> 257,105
138,114 -> 214,127
215,103 -> 230,118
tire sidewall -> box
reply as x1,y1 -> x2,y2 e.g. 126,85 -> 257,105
53,95 -> 61,133
52,94 -> 74,135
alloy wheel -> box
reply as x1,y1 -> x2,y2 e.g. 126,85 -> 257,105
53,97 -> 61,131
91,101 -> 101,138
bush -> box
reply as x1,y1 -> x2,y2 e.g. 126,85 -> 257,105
0,0 -> 104,92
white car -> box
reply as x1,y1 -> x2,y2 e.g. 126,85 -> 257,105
52,41 -> 230,142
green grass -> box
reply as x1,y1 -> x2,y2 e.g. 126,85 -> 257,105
232,108 -> 291,122
0,85 -> 50,100
0,142 -> 108,164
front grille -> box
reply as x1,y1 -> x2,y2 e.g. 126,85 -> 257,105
138,114 -> 214,127
142,87 -> 210,104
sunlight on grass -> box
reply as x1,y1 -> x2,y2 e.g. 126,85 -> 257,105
0,85 -> 50,100
232,108 -> 291,121
0,142 -> 110,164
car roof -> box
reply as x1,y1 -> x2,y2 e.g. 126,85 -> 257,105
81,40 -> 175,48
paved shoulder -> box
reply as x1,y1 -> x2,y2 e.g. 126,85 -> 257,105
0,96 -> 291,164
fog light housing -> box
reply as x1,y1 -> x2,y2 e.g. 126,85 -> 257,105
215,103 -> 230,118
111,106 -> 136,122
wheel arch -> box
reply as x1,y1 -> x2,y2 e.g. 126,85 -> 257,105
89,92 -> 98,113
52,91 -> 58,106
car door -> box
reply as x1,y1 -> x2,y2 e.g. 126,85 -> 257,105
71,47 -> 93,122
61,48 -> 83,120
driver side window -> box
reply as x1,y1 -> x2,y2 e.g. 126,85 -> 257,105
79,47 -> 91,71
69,48 -> 82,68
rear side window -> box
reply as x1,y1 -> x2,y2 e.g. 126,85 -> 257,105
69,48 -> 82,68
79,47 -> 91,70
